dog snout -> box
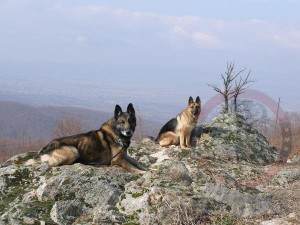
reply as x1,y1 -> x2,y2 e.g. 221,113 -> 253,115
121,130 -> 133,137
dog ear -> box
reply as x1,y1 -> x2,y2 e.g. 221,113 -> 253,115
196,96 -> 201,104
188,96 -> 194,105
114,105 -> 123,119
127,103 -> 135,116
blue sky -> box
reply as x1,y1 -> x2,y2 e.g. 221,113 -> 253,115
0,0 -> 299,112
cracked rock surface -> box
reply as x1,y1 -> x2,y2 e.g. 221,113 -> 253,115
0,114 -> 299,225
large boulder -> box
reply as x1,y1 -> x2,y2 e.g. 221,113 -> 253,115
0,113 -> 298,225
196,113 -> 279,164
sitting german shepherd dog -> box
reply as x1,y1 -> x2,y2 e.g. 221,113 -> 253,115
38,103 -> 145,174
156,96 -> 201,149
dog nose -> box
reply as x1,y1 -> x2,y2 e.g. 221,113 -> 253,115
126,131 -> 132,136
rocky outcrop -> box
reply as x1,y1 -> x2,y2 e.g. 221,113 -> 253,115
0,114 -> 299,225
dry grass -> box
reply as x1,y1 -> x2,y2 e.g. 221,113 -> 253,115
162,196 -> 208,225
266,114 -> 300,160
162,196 -> 251,225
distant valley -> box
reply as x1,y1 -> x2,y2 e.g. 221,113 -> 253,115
0,101 -> 161,140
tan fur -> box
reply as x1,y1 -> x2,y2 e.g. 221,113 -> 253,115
176,109 -> 198,148
38,104 -> 144,174
41,146 -> 79,167
158,97 -> 201,149
159,132 -> 179,147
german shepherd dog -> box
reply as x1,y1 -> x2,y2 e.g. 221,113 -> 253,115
38,103 -> 145,174
156,96 -> 201,149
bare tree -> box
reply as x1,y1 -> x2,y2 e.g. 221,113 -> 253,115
209,63 -> 243,113
232,70 -> 252,112
53,117 -> 82,138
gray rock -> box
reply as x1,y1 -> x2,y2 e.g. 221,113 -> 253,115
159,160 -> 192,185
197,113 -> 279,164
50,200 -> 84,225
0,113 -> 298,224
203,183 -> 273,217
272,167 -> 300,185
22,216 -> 36,225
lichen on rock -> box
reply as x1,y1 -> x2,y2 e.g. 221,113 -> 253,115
0,113 -> 298,225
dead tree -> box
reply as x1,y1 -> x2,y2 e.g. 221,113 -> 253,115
233,71 -> 252,112
209,63 -> 243,113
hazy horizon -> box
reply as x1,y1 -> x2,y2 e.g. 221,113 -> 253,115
0,0 -> 299,114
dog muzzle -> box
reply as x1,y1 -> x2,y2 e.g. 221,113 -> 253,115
121,130 -> 133,137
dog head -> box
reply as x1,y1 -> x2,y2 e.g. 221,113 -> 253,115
187,96 -> 201,117
114,103 -> 136,138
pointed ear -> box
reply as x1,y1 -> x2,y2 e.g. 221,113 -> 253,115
196,96 -> 201,104
127,103 -> 135,116
188,96 -> 194,105
114,105 -> 122,119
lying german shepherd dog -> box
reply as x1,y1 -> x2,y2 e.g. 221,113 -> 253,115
156,96 -> 201,149
38,103 -> 145,174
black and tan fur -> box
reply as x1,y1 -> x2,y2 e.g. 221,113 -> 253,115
38,103 -> 145,174
156,96 -> 201,149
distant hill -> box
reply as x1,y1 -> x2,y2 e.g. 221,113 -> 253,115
0,101 -> 160,140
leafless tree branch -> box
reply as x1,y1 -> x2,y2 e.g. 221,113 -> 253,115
208,62 -> 242,113
233,70 -> 253,112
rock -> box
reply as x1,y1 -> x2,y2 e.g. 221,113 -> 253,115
271,168 -> 300,185
0,163 -> 136,224
36,164 -> 129,208
159,160 -> 192,185
0,113 -> 298,225
260,212 -> 299,225
202,183 -> 273,217
22,216 -> 36,225
50,200 -> 84,225
197,113 -> 279,164
92,205 -> 124,225
0,177 -> 6,194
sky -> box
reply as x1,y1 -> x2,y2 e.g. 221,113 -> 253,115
0,0 -> 299,114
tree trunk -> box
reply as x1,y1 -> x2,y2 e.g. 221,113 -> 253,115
234,96 -> 238,113
224,95 -> 229,113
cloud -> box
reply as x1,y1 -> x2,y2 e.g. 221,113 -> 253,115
67,5 -> 222,49
0,0 -> 299,65
272,30 -> 300,49
172,26 -> 220,48
68,4 -> 300,50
